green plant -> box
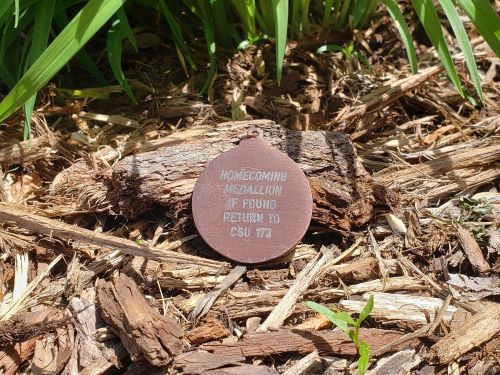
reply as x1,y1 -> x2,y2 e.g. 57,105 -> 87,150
317,41 -> 371,73
306,295 -> 374,374
458,197 -> 493,219
0,0 -> 499,139
0,0 -> 127,140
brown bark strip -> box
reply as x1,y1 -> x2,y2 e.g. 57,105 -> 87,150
457,226 -> 490,273
96,273 -> 184,366
174,351 -> 245,374
202,328 -> 411,358
0,204 -> 226,267
52,119 -> 375,232
428,303 -> 500,364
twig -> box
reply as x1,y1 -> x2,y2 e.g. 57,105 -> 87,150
189,265 -> 247,324
0,204 -> 225,267
258,244 -> 356,332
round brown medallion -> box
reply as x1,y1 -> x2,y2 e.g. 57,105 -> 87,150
192,129 -> 312,263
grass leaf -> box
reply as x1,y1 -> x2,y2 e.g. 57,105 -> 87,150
116,6 -> 137,52
0,1 -> 14,21
438,0 -> 482,102
231,0 -> 257,40
256,0 -> 275,35
456,0 -> 500,58
305,301 -> 350,333
316,44 -> 344,54
23,0 -> 56,141
358,295 -> 374,324
0,0 -> 126,122
357,341 -> 371,374
323,0 -> 334,25
211,0 -> 239,47
383,0 -> 418,74
14,0 -> 19,28
338,0 -> 352,29
272,0 -> 288,85
158,0 -> 197,70
411,0 -> 464,97
56,85 -> 123,100
53,10 -> 108,85
107,9 -> 137,104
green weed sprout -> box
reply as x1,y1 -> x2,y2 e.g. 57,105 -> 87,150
306,295 -> 374,374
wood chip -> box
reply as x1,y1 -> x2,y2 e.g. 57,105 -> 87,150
189,265 -> 246,323
339,292 -> 457,326
203,328 -> 412,358
282,351 -> 321,375
428,303 -> 500,364
457,226 -> 490,273
258,246 -> 337,332
366,349 -> 421,375
173,351 -> 244,374
96,273 -> 183,365
447,273 -> 500,301
187,315 -> 230,345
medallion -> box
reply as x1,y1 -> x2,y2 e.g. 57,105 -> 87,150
192,128 -> 312,263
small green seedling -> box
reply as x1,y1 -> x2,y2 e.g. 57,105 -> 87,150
306,295 -> 374,374
458,197 -> 493,219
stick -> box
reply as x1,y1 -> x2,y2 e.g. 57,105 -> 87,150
189,265 -> 247,323
258,244 -> 356,332
0,204 -> 226,267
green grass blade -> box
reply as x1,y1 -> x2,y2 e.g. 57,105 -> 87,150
290,0 -> 310,38
231,0 -> 258,40
439,0 -> 483,102
23,0 -> 56,141
0,0 -> 127,122
291,0 -> 300,39
456,0 -> 500,58
117,6 -> 137,52
0,1 -> 14,21
316,44 -> 344,53
338,0 -> 352,29
53,10 -> 108,85
272,0 -> 288,85
411,0 -> 464,97
14,0 -> 19,27
211,0 -> 239,47
158,0 -> 196,70
383,0 -> 418,74
331,0 -> 341,27
256,0 -> 274,36
196,1 -> 217,95
323,0 -> 334,24
351,0 -> 370,28
56,85 -> 123,99
355,0 -> 378,28
107,11 -> 137,104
